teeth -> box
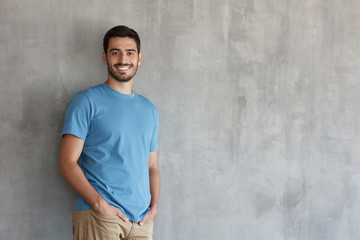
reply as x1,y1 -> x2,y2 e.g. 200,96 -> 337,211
117,66 -> 130,70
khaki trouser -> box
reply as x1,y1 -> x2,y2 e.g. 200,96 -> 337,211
72,209 -> 154,240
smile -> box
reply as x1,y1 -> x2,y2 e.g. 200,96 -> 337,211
115,65 -> 131,71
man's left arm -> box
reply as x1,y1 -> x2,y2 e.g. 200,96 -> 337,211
139,150 -> 160,226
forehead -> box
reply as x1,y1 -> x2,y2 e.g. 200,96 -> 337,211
107,37 -> 137,52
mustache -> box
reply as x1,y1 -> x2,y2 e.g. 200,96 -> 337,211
113,63 -> 133,67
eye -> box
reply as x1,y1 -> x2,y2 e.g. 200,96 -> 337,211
127,52 -> 135,56
112,52 -> 119,56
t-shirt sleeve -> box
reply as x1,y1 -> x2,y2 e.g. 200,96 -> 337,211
61,93 -> 91,141
150,108 -> 159,152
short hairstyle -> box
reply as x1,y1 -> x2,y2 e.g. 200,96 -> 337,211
103,25 -> 141,54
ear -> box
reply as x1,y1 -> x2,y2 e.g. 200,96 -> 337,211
138,52 -> 143,66
102,52 -> 107,65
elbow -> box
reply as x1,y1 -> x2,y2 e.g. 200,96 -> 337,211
58,163 -> 64,176
58,160 -> 77,176
58,160 -> 67,176
149,167 -> 160,176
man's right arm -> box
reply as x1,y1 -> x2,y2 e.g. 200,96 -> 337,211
58,134 -> 129,221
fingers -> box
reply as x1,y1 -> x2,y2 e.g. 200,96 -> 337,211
139,214 -> 151,226
139,218 -> 146,226
139,213 -> 148,226
117,210 -> 129,222
139,208 -> 157,226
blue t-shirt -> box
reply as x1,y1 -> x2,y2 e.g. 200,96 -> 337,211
61,83 -> 159,222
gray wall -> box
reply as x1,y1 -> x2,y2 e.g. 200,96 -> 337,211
1,0 -> 359,239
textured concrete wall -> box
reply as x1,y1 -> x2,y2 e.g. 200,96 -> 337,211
1,0 -> 360,239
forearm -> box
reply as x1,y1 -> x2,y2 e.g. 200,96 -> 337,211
59,161 -> 104,210
149,168 -> 160,210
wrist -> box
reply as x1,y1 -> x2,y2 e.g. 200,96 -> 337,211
92,195 -> 107,212
149,208 -> 158,218
149,203 -> 158,212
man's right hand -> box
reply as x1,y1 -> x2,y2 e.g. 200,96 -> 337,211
59,135 -> 129,222
93,196 -> 129,222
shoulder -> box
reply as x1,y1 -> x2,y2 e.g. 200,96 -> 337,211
70,84 -> 104,104
78,84 -> 103,99
135,93 -> 159,121
136,93 -> 158,112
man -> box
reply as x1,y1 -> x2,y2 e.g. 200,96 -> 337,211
59,25 -> 160,240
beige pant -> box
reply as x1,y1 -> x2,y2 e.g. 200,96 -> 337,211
72,209 -> 154,240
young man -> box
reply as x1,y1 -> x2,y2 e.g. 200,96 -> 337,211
59,25 -> 160,240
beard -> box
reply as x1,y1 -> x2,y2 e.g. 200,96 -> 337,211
107,63 -> 139,82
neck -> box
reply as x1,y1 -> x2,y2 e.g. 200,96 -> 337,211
105,78 -> 133,95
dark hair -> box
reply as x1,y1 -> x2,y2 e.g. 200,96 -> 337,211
103,25 -> 141,54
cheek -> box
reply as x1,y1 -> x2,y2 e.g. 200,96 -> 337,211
109,59 -> 118,66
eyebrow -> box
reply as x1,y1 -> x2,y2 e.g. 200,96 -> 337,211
109,48 -> 137,52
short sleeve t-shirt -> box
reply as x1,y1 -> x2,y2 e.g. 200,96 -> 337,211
61,83 -> 159,222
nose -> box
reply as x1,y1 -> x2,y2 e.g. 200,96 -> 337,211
118,52 -> 128,63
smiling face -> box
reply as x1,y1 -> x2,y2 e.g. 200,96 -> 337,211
102,37 -> 143,82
